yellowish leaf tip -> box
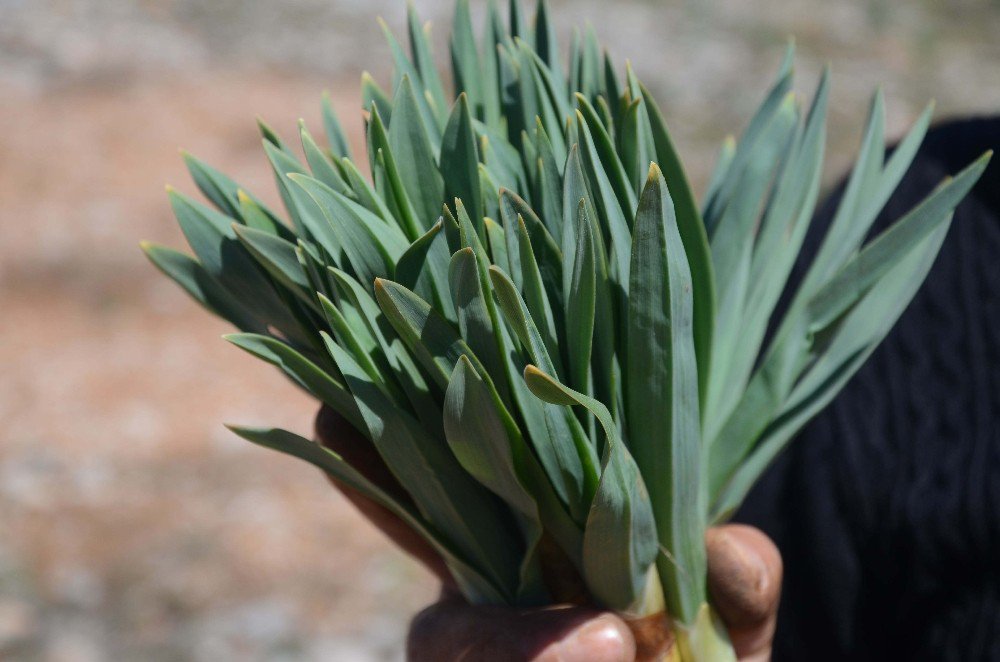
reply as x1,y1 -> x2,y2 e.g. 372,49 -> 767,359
165,184 -> 176,193
647,162 -> 662,182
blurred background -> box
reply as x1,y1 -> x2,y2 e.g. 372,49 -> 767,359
2,0 -> 999,659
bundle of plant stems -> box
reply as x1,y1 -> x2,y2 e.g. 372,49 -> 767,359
143,1 -> 989,658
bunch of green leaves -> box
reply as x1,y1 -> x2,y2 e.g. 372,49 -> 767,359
143,0 -> 989,649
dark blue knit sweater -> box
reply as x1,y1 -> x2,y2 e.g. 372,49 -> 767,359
737,118 -> 1000,660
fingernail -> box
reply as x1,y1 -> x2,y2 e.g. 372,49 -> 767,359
552,614 -> 633,662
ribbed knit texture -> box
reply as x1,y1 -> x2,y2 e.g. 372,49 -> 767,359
736,118 -> 1000,660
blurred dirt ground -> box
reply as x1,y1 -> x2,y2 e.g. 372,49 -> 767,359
2,0 -> 1000,660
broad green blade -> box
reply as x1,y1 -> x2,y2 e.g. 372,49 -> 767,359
374,278 -> 490,390
328,339 -> 522,597
376,17 -> 441,141
406,5 -> 449,127
441,94 -> 485,235
626,165 -> 705,626
449,247 -> 511,402
181,151 -> 243,219
489,265 -> 601,523
709,71 -> 829,440
575,107 -> 633,291
639,82 -> 716,403
394,220 -> 455,322
711,220 -> 953,521
224,333 -> 362,431
167,187 -> 307,344
321,91 -> 354,161
367,105 -> 424,240
236,189 -> 294,240
232,224 -> 319,312
807,152 -> 990,332
444,356 -> 548,604
289,174 -> 406,287
230,425 -> 506,603
318,297 -> 406,407
361,71 -> 393,125
523,365 -> 657,612
565,200 -> 597,396
450,0 -> 483,119
140,242 -> 265,333
329,269 -> 441,432
300,120 -> 352,196
575,94 -> 635,220
388,76 -> 445,230
513,215 -> 561,374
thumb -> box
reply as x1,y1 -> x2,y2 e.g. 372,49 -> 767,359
705,524 -> 782,661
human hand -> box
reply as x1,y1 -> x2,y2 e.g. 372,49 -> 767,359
316,406 -> 782,662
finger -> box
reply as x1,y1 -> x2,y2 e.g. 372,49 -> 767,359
315,406 -> 454,587
407,594 -> 635,662
705,524 -> 782,660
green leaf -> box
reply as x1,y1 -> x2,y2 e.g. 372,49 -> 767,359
361,71 -> 393,125
374,278 -> 491,390
257,117 -> 297,156
225,333 -> 362,430
328,269 -> 440,431
140,242 -> 265,333
318,297 -> 404,406
367,104 -> 425,240
703,93 -> 798,433
533,119 -> 566,245
575,94 -> 636,221
167,187 -> 306,343
394,220 -> 455,321
405,5 -> 449,127
289,174 -> 406,287
261,140 -> 312,238
626,165 -> 705,625
512,215 -> 561,373
328,339 -> 521,597
444,356 -> 548,604
574,107 -> 633,292
377,17 -> 442,141
321,91 -> 354,161
236,189 -> 295,241
639,81 -> 716,402
523,365 -> 657,611
450,0 -> 483,119
229,425 -> 506,603
485,217 -> 510,275
181,151 -> 242,219
449,247 -> 510,402
565,200 -> 596,395
702,42 -> 794,230
300,120 -> 351,196
797,94 -> 933,300
711,220 -> 953,521
488,265 -> 600,521
388,76 -> 445,230
441,94 -> 484,233
807,152 -> 991,331
339,156 -> 396,224
232,223 -> 318,312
